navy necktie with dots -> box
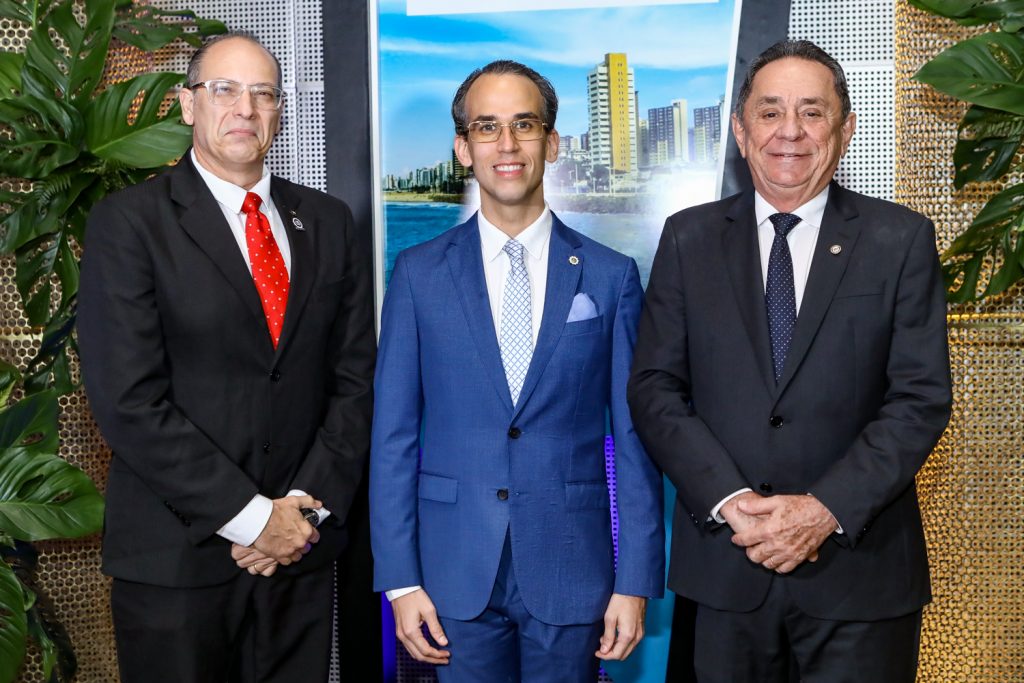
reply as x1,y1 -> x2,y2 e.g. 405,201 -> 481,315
766,212 -> 800,382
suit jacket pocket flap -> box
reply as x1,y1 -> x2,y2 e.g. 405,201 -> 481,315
418,473 -> 458,503
565,481 -> 610,509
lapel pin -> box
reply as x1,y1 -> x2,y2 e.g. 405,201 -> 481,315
568,255 -> 579,266
829,244 -> 842,255
292,216 -> 304,231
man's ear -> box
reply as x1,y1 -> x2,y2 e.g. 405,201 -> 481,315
545,127 -> 560,164
454,134 -> 472,169
180,87 -> 195,126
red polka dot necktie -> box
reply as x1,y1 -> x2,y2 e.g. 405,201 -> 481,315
241,192 -> 289,348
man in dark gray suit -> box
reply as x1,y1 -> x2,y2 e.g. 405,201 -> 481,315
628,40 -> 951,682
78,33 -> 375,682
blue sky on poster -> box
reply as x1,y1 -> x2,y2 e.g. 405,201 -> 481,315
377,0 -> 737,176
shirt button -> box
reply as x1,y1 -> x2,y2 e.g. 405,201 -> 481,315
769,415 -> 784,428
497,489 -> 509,501
508,427 -> 521,439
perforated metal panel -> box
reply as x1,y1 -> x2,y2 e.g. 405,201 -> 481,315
790,0 -> 896,201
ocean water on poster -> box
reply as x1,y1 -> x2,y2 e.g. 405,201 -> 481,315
384,202 -> 664,287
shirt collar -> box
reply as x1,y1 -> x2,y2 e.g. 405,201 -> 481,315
754,185 -> 830,229
478,205 -> 552,264
190,149 -> 272,214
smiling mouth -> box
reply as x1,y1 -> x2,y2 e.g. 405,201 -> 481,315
494,163 -> 525,174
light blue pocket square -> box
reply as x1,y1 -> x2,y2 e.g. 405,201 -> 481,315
567,293 -> 599,323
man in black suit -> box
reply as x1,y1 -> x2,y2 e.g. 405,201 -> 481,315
628,40 -> 951,681
78,33 -> 375,682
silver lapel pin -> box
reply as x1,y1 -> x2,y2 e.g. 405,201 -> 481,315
568,255 -> 580,266
829,244 -> 842,255
292,216 -> 304,231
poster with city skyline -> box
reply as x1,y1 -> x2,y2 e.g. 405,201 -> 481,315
374,0 -> 740,287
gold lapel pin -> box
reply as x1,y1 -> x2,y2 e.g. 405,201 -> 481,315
569,255 -> 579,266
829,244 -> 842,255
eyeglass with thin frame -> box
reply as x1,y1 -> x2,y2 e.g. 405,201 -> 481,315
464,118 -> 549,143
187,79 -> 285,111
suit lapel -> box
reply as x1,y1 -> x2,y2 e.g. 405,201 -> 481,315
270,179 -> 315,360
775,183 -> 860,397
513,214 -> 582,419
445,215 -> 515,412
722,193 -> 776,396
171,157 -> 265,325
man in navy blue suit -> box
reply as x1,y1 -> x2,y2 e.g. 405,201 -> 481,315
370,61 -> 664,681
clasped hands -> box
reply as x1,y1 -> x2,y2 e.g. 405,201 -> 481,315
722,491 -> 838,574
231,494 -> 322,578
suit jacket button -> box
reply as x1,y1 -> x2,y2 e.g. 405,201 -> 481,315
507,427 -> 521,439
269,369 -> 281,381
769,415 -> 783,428
497,488 -> 509,500
759,482 -> 773,493
263,442 -> 271,453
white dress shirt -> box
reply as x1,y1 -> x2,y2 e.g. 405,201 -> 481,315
710,186 -> 829,524
385,206 -> 554,602
191,151 -> 328,546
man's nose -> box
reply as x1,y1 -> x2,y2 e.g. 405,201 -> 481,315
233,88 -> 257,117
496,124 -> 519,151
775,112 -> 803,139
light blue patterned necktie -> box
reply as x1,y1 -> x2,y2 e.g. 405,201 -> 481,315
500,239 -> 533,406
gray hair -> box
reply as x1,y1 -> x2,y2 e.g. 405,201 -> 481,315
735,40 -> 851,120
186,32 -> 282,89
451,60 -> 558,135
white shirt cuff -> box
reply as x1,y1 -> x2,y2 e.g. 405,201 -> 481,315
386,586 -> 422,602
709,488 -> 754,523
287,489 -> 332,524
216,494 -> 273,546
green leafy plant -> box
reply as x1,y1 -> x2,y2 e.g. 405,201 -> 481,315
911,0 -> 1024,302
0,1 -> 226,680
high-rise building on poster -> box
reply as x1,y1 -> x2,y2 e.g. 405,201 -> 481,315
693,100 -> 723,163
587,53 -> 637,174
648,98 -> 688,166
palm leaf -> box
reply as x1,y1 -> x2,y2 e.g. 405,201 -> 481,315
0,96 -> 83,179
914,32 -> 1024,116
953,105 -> 1024,187
908,0 -> 1024,30
0,392 -> 103,541
943,183 -> 1024,300
114,6 -> 226,50
0,559 -> 28,683
0,52 -> 22,99
84,72 -> 192,167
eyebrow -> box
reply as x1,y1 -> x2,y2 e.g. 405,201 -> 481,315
755,96 -> 827,107
471,112 -> 542,122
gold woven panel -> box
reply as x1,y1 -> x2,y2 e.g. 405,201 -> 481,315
1,24 -> 157,683
895,2 -> 1024,681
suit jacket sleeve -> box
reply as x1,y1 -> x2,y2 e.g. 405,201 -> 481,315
628,219 -> 751,520
369,252 -> 425,591
807,217 -> 951,545
78,197 -> 259,544
287,201 -> 376,526
609,259 -> 665,598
